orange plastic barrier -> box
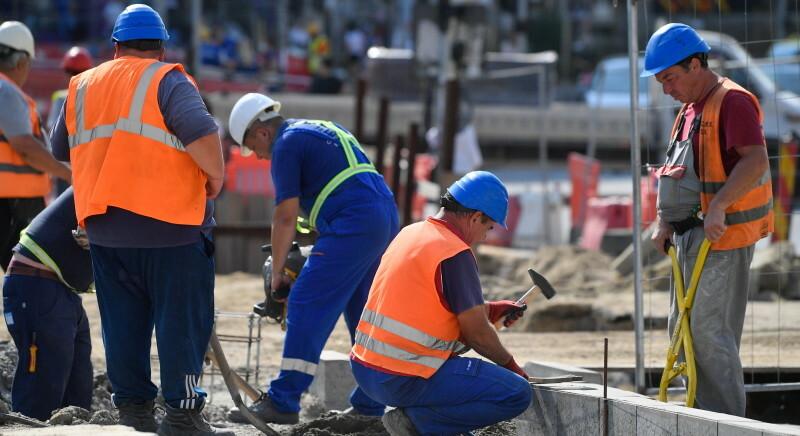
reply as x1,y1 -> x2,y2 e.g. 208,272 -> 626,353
224,147 -> 273,196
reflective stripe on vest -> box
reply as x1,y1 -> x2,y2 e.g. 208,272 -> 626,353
354,330 -> 447,371
293,120 -> 378,232
359,307 -> 463,353
18,231 -> 77,292
698,78 -> 774,250
68,62 -> 184,151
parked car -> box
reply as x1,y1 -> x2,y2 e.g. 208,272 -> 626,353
585,30 -> 800,143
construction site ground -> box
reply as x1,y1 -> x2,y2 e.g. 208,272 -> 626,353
1,244 -> 799,434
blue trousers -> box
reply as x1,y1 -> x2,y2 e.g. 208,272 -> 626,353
267,198 -> 398,415
2,274 -> 93,421
90,239 -> 215,410
351,357 -> 532,436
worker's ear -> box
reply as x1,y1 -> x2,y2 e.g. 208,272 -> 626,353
469,211 -> 483,224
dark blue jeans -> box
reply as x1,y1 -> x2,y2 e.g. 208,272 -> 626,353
2,274 -> 92,421
352,356 -> 532,436
90,238 -> 215,410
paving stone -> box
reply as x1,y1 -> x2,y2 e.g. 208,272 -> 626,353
307,350 -> 356,412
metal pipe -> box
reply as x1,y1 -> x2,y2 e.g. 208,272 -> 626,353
392,134 -> 405,203
404,124 -> 419,226
354,78 -> 367,140
441,79 -> 459,174
375,96 -> 390,174
603,337 -> 609,436
627,0 -> 646,395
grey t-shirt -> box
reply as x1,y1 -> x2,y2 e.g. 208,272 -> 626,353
50,68 -> 218,248
0,79 -> 32,138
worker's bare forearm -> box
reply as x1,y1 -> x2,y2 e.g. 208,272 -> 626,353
463,330 -> 514,365
186,132 -> 225,181
458,305 -> 514,365
708,145 -> 769,212
8,135 -> 71,182
270,198 -> 300,273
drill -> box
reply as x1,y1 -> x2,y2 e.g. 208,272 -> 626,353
253,242 -> 309,328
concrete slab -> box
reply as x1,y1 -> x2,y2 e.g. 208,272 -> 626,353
307,350 -> 356,412
607,399 -> 637,435
3,424 -> 151,435
636,404 -> 678,436
519,381 -> 800,436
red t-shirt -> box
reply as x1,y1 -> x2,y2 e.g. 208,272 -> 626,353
681,89 -> 765,176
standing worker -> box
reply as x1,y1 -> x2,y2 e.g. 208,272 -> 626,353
0,21 -> 72,271
2,187 -> 93,421
49,4 -> 230,435
47,46 -> 94,132
226,93 -> 399,423
350,171 -> 532,436
47,46 -> 93,196
643,23 -> 773,416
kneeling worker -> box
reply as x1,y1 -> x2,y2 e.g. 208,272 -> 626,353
2,187 -> 93,421
351,171 -> 533,436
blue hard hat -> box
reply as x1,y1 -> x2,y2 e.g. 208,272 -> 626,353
447,171 -> 509,229
111,4 -> 169,42
641,23 -> 709,77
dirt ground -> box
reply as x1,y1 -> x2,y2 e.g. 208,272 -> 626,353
1,251 -> 800,435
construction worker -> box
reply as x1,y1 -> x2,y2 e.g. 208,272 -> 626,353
49,4 -> 229,435
47,46 -> 93,196
47,46 -> 94,132
350,171 -> 532,435
0,21 -> 72,271
2,187 -> 93,421
226,93 -> 399,423
643,23 -> 773,416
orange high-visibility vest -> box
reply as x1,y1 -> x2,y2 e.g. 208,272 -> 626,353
64,57 -> 206,227
0,72 -> 50,198
352,218 -> 470,378
696,78 -> 774,250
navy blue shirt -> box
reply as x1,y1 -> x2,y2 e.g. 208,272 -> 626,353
50,69 -> 218,247
270,119 -> 393,222
14,188 -> 93,292
428,217 -> 484,314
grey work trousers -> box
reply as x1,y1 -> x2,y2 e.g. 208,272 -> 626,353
668,226 -> 754,417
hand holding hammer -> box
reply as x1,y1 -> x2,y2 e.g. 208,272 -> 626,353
490,268 -> 557,330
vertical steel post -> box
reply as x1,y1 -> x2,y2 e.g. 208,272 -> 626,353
627,0 -> 646,395
375,96 -> 390,174
404,123 -> 419,226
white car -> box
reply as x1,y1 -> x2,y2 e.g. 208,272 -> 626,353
585,30 -> 800,143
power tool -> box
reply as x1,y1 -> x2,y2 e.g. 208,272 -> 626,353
253,242 -> 309,328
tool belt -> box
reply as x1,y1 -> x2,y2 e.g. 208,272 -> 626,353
6,260 -> 60,282
669,213 -> 703,236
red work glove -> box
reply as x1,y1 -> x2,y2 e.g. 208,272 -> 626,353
503,357 -> 529,379
487,300 -> 527,327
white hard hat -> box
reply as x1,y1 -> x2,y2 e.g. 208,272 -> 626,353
229,93 -> 282,148
0,21 -> 35,59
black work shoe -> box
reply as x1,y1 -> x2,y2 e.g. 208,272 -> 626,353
117,400 -> 158,433
226,394 -> 299,425
382,408 -> 419,436
157,404 -> 235,436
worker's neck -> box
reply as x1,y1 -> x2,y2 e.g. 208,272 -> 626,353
692,69 -> 720,103
115,48 -> 163,61
433,209 -> 470,240
0,68 -> 25,86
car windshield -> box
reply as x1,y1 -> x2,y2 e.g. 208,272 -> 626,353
590,59 -> 649,96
